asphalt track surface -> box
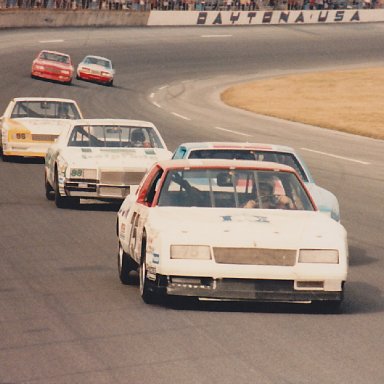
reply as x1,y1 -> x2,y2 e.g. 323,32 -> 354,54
0,24 -> 384,384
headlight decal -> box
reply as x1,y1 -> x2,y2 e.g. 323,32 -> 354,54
170,245 -> 212,260
298,249 -> 339,264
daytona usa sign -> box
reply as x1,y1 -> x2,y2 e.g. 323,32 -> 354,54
147,10 -> 384,26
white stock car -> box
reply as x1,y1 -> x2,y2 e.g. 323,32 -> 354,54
117,159 -> 348,311
0,97 -> 83,161
173,142 -> 341,221
44,119 -> 172,208
76,55 -> 115,86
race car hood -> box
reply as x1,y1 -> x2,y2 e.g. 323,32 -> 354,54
4,118 -> 72,135
61,147 -> 172,168
147,208 -> 347,250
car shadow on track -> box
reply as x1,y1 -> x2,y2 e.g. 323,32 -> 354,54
1,155 -> 44,164
161,280 -> 384,315
122,272 -> 382,315
164,298 -> 340,315
76,201 -> 122,212
348,244 -> 377,267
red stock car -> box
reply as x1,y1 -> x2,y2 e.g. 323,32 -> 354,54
31,50 -> 74,85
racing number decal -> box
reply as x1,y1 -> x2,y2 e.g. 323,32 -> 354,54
129,212 -> 141,258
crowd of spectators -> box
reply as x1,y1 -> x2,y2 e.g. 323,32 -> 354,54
0,0 -> 381,10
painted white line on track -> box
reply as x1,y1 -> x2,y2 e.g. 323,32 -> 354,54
153,102 -> 161,108
171,112 -> 191,120
301,147 -> 370,165
38,39 -> 64,43
201,35 -> 232,38
158,85 -> 168,90
150,93 -> 155,98
215,127 -> 252,137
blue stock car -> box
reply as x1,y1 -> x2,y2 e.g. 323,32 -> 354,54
172,142 -> 340,221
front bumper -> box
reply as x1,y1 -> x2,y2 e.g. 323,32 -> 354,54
2,142 -> 49,158
32,70 -> 72,83
78,71 -> 112,83
148,275 -> 344,303
64,180 -> 130,200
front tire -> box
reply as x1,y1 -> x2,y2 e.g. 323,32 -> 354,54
118,242 -> 136,285
54,169 -> 79,209
139,235 -> 157,304
45,173 -> 54,201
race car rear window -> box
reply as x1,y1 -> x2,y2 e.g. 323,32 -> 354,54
11,101 -> 81,119
188,149 -> 308,182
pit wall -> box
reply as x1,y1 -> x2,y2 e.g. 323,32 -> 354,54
1,9 -> 384,29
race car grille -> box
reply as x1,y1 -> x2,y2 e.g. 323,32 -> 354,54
45,66 -> 61,74
213,247 -> 296,266
31,134 -> 59,142
100,171 -> 145,185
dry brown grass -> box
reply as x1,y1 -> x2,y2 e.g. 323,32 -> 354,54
221,67 -> 384,140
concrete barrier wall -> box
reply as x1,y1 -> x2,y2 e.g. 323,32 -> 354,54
149,9 -> 384,25
0,10 -> 149,29
1,9 -> 384,29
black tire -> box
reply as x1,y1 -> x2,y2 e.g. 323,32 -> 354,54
45,172 -> 55,201
54,168 -> 79,209
139,235 -> 157,304
118,242 -> 136,285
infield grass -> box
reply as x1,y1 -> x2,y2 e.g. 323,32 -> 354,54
221,67 -> 384,140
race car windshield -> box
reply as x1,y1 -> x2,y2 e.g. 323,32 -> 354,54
84,57 -> 111,68
157,168 -> 314,210
67,125 -> 165,148
11,101 -> 81,119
